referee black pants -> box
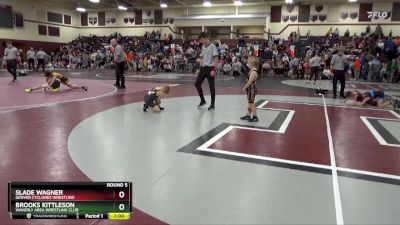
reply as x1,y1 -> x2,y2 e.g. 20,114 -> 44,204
310,67 -> 320,82
6,59 -> 17,80
115,61 -> 126,87
333,70 -> 345,98
195,66 -> 215,105
28,58 -> 35,70
37,59 -> 45,71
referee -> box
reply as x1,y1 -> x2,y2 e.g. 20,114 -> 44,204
26,47 -> 35,70
36,48 -> 47,71
330,47 -> 347,99
3,41 -> 19,82
195,32 -> 219,110
111,38 -> 126,88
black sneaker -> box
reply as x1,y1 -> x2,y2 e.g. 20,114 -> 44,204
120,85 -> 126,89
159,106 -> 165,110
114,84 -> 120,88
240,115 -> 251,120
82,86 -> 88,91
208,105 -> 215,111
197,101 -> 206,107
143,104 -> 148,112
249,116 -> 259,122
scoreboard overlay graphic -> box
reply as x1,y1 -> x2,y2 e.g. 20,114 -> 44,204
8,182 -> 132,220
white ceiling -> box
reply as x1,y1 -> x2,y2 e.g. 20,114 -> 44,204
36,0 -> 383,11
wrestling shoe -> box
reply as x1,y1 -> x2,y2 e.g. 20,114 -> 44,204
159,106 -> 165,111
24,88 -> 32,93
208,105 -> 215,111
52,88 -> 60,93
82,86 -> 88,91
197,101 -> 206,107
143,104 -> 148,112
240,115 -> 251,120
249,116 -> 259,122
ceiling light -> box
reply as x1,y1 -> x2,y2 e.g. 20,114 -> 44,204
285,0 -> 293,3
160,3 -> 168,8
76,7 -> 86,12
348,0 -> 357,2
89,0 -> 100,3
203,1 -> 212,7
234,0 -> 243,6
118,5 -> 127,10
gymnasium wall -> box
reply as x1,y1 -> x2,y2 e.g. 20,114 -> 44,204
0,0 -> 78,43
268,1 -> 399,38
75,27 -> 174,38
233,26 -> 265,38
2,0 -> 400,48
74,9 -> 176,37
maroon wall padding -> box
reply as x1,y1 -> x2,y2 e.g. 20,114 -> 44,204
98,12 -> 105,26
15,12 -> 24,27
392,3 -> 400,21
154,10 -> 162,24
0,4 -> 13,28
135,10 -> 142,25
81,13 -> 88,26
64,15 -> 71,25
271,6 -> 282,23
359,3 -> 373,22
38,25 -> 47,35
298,5 -> 310,22
48,26 -> 60,36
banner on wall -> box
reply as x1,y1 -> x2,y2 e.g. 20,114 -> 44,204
367,11 -> 391,19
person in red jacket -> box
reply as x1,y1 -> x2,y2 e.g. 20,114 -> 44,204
354,57 -> 361,80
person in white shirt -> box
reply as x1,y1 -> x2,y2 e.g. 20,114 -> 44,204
195,32 -> 219,110
26,47 -> 35,70
110,38 -> 126,88
309,52 -> 322,83
36,48 -> 47,71
223,63 -> 232,75
232,59 -> 242,77
3,41 -> 20,81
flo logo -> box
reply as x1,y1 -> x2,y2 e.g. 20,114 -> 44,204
367,11 -> 391,19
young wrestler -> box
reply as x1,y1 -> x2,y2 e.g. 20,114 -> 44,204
344,90 -> 398,108
241,57 -> 259,122
25,71 -> 87,92
143,86 -> 170,112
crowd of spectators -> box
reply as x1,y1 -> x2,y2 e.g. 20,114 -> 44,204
3,24 -> 400,83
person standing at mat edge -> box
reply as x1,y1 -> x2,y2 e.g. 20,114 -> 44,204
111,38 -> 126,89
3,41 -> 20,82
241,57 -> 259,122
36,48 -> 47,71
26,47 -> 35,70
195,32 -> 219,110
330,47 -> 347,99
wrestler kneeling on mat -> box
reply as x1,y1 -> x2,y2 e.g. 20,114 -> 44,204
143,86 -> 170,112
344,90 -> 398,108
25,71 -> 87,93
241,57 -> 260,122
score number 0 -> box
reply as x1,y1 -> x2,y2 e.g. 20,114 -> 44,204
118,191 -> 125,211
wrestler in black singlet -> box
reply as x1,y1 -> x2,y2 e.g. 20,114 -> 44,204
246,69 -> 258,103
144,87 -> 158,108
